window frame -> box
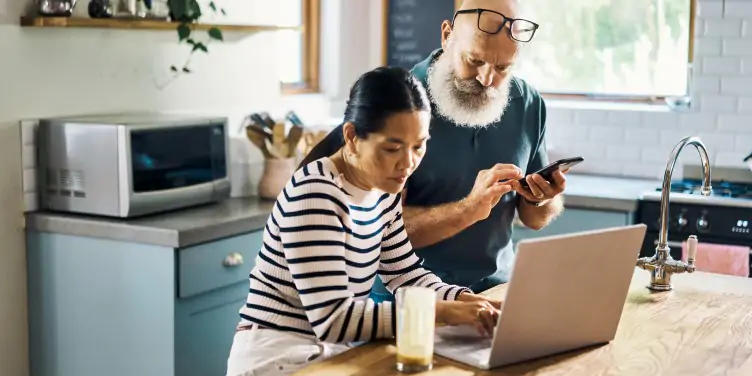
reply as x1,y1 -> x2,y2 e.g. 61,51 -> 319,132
280,0 -> 321,95
528,0 -> 698,105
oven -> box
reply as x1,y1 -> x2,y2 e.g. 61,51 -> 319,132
637,186 -> 752,278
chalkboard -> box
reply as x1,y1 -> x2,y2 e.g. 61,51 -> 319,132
383,0 -> 458,70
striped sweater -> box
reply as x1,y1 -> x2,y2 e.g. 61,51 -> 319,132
238,157 -> 471,343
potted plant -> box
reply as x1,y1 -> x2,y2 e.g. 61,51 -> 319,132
153,0 -> 225,87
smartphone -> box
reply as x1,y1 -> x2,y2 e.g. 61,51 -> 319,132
518,156 -> 584,188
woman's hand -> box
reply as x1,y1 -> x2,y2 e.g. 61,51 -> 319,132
436,300 -> 501,337
456,292 -> 503,310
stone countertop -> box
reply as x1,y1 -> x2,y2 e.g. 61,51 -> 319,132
24,197 -> 275,248
24,174 -> 661,247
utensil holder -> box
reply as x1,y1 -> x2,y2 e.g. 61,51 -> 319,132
258,157 -> 297,200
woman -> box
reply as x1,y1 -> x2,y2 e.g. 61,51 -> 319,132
226,66 -> 502,376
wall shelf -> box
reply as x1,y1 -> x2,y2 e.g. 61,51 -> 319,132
19,16 -> 301,32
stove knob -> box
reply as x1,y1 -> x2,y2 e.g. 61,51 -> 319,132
676,213 -> 688,229
696,215 -> 710,232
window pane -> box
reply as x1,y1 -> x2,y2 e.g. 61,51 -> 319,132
276,30 -> 304,84
513,0 -> 692,98
199,0 -> 302,27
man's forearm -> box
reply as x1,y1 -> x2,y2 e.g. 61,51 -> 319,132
517,195 -> 564,231
402,200 -> 477,249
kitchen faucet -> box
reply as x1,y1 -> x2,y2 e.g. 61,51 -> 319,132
636,136 -> 712,291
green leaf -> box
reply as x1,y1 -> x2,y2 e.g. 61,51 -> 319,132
221,8 -> 226,16
208,27 -> 224,41
209,1 -> 216,12
186,38 -> 197,45
177,23 -> 191,41
189,0 -> 202,19
168,0 -> 187,20
182,67 -> 192,73
170,65 -> 178,72
192,42 -> 208,53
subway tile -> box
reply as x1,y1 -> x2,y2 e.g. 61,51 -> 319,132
699,94 -> 738,112
724,1 -> 752,18
718,114 -> 752,132
704,19 -> 743,37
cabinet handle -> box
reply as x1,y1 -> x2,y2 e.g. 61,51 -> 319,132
223,252 -> 244,267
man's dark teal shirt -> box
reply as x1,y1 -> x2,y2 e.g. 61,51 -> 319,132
405,49 -> 549,292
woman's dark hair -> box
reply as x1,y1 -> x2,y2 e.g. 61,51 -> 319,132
297,66 -> 431,169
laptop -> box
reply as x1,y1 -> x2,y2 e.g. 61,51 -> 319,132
433,223 -> 647,370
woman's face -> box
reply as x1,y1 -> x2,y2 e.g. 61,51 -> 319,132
346,110 -> 431,194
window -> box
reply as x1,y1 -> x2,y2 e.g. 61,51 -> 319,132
513,0 -> 695,101
274,0 -> 320,94
208,0 -> 320,94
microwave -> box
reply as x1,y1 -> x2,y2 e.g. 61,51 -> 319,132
37,113 -> 231,218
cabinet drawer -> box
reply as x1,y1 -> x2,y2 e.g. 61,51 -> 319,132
178,231 -> 263,298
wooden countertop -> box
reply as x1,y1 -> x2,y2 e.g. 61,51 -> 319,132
294,268 -> 752,376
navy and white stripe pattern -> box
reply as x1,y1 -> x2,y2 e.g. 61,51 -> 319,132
238,157 -> 471,343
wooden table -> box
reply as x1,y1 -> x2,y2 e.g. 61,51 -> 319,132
294,268 -> 752,375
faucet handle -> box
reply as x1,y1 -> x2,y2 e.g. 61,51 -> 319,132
687,235 -> 698,265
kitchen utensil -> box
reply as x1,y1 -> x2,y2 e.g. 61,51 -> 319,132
287,125 -> 304,158
264,138 -> 286,159
250,113 -> 271,132
271,123 -> 286,144
286,111 -> 307,129
744,152 -> 752,172
260,112 -> 276,130
245,127 -> 271,158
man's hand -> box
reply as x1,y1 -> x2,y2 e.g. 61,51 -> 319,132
463,164 -> 523,222
511,169 -> 568,204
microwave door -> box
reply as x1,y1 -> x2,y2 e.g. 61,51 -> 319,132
126,123 -> 228,217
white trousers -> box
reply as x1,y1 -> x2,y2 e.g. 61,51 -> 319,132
226,327 -> 351,376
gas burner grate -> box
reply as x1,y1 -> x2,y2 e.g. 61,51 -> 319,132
655,179 -> 752,199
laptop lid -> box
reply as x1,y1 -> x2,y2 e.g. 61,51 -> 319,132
487,224 -> 647,368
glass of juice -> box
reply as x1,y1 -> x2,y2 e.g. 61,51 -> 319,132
395,286 -> 436,372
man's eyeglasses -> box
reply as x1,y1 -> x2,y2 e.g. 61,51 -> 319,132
451,8 -> 539,43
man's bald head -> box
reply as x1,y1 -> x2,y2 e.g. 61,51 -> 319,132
426,0 -> 525,128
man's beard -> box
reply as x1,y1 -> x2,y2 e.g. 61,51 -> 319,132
426,53 -> 511,128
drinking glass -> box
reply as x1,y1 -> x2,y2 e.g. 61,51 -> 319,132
395,286 -> 436,373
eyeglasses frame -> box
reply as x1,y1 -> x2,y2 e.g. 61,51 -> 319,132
451,8 -> 540,43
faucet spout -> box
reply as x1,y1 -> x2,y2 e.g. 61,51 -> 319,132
638,136 -> 712,291
656,136 -> 713,254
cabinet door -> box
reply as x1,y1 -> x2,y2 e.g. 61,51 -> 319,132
512,208 -> 631,244
175,282 -> 249,376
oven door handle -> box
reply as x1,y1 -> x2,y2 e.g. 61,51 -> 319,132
653,240 -> 752,254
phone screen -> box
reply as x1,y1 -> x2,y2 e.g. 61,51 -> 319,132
518,157 -> 584,188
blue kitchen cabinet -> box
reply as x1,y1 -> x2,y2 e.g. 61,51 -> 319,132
27,230 -> 263,376
512,207 -> 634,246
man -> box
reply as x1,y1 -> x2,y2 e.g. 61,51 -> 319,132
374,0 -> 568,299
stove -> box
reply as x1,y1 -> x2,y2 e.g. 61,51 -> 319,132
637,167 -> 752,277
